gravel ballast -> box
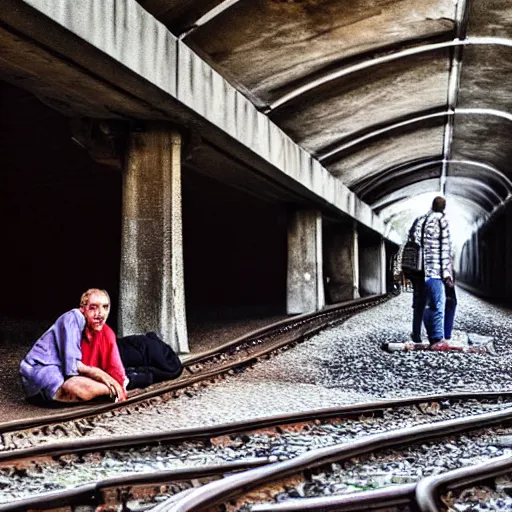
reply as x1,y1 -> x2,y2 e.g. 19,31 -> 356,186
5,288 -> 512,442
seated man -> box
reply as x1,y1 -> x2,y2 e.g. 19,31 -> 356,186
19,289 -> 127,404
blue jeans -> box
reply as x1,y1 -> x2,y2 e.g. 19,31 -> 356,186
423,278 -> 446,341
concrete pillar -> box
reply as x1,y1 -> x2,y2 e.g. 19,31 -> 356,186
379,238 -> 387,294
119,125 -> 188,353
324,223 -> 360,303
385,242 -> 399,292
353,227 -> 360,297
359,236 -> 387,295
287,210 -> 324,314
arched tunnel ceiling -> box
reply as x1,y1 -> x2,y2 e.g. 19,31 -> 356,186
136,0 -> 512,241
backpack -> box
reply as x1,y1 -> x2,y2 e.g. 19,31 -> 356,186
117,332 -> 183,390
401,214 -> 443,280
401,240 -> 423,278
401,216 -> 427,279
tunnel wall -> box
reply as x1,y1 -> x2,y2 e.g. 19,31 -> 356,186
358,230 -> 386,296
459,202 -> 512,303
359,244 -> 383,295
323,221 -> 359,304
385,240 -> 400,292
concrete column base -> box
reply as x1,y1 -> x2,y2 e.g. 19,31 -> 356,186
287,210 -> 324,314
119,124 -> 188,353
324,223 -> 360,303
360,236 -> 386,295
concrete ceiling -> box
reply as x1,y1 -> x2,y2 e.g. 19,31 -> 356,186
137,0 -> 512,243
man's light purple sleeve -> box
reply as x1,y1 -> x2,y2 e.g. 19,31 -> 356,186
57,309 -> 85,377
20,309 -> 85,398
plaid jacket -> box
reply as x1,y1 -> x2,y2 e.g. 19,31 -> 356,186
410,210 -> 452,280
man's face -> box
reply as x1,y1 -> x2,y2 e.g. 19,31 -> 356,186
80,292 -> 110,332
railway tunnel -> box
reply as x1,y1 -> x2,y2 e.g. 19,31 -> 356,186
0,0 -> 511,359
2,3 -> 512,508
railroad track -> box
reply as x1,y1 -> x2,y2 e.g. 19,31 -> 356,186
0,294 -> 389,446
2,292 -> 510,511
159,407 -> 512,512
0,462 -> 265,512
2,393 -> 512,511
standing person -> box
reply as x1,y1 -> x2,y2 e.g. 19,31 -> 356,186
19,289 -> 127,404
402,219 -> 427,344
407,196 -> 453,347
443,266 -> 457,341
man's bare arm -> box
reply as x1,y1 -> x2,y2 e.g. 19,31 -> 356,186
76,362 -> 126,401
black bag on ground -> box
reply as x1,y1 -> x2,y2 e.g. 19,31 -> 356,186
117,332 -> 183,390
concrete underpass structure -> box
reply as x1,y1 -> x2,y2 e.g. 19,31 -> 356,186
1,0 -> 511,353
323,222 -> 360,304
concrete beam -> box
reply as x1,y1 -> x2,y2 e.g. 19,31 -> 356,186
2,0 -> 400,244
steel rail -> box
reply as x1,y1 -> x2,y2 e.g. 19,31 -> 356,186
161,407 -> 512,512
0,295 -> 388,435
2,392 -> 512,462
0,459 -> 269,512
5,420 -> 507,512
252,454 -> 512,511
2,400 -> 511,511
184,295 -> 387,365
415,454 -> 512,512
250,484 -> 416,511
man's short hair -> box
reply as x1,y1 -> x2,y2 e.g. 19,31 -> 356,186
432,196 -> 446,213
80,288 -> 110,308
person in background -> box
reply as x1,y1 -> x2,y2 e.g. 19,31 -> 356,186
424,260 -> 457,343
443,266 -> 457,342
19,289 -> 127,404
408,196 -> 453,348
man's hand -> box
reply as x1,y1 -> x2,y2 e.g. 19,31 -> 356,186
444,276 -> 454,288
97,372 -> 127,402
78,363 -> 127,401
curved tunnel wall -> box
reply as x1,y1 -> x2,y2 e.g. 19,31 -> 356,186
459,202 -> 512,303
